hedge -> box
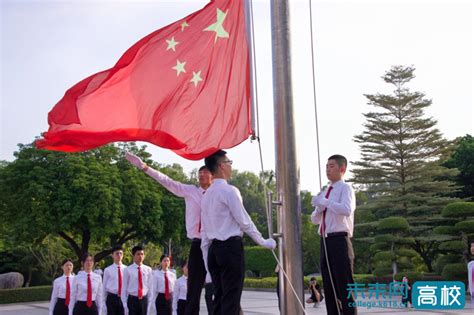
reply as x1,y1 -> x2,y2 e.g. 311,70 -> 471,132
245,246 -> 275,277
0,285 -> 52,304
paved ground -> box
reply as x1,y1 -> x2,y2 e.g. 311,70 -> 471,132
0,290 -> 472,314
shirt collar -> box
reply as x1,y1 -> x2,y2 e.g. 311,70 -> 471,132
212,178 -> 227,185
329,179 -> 344,187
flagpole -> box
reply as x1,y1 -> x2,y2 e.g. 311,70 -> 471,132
270,1 -> 304,315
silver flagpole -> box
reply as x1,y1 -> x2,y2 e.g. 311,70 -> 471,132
270,1 -> 304,315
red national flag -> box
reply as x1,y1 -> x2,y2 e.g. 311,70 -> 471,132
36,0 -> 251,160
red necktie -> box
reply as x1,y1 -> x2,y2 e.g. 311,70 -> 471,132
164,272 -> 171,300
138,266 -> 143,299
321,186 -> 334,236
65,276 -> 70,306
118,266 -> 122,296
86,273 -> 93,307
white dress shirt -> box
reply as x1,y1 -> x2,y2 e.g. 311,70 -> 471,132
102,263 -> 127,311
200,179 -> 266,270
121,263 -> 153,312
310,179 -> 356,237
145,168 -> 206,239
49,274 -> 75,315
468,260 -> 474,295
147,269 -> 177,314
173,275 -> 187,314
68,271 -> 103,315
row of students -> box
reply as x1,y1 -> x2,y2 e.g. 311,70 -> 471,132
50,246 -> 189,315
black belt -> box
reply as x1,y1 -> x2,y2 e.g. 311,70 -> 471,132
212,236 -> 242,243
325,232 -> 348,238
192,238 -> 201,242
107,292 -> 121,298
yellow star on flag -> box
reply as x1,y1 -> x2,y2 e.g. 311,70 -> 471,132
204,9 -> 229,43
172,60 -> 186,76
181,21 -> 189,32
166,37 -> 179,52
190,71 -> 203,87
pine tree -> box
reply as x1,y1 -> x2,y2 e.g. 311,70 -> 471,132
352,65 -> 458,272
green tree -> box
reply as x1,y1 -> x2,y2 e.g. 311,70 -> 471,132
443,135 -> 474,200
352,65 -> 458,272
370,217 -> 416,278
0,143 -> 186,265
434,202 -> 474,281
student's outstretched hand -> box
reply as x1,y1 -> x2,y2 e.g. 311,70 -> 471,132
262,238 -> 277,250
125,152 -> 145,170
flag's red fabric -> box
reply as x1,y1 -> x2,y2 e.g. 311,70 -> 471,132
36,0 -> 251,160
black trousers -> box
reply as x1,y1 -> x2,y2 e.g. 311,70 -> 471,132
73,301 -> 98,315
127,295 -> 148,315
320,235 -> 357,315
106,293 -> 124,315
155,293 -> 172,315
208,237 -> 244,315
204,282 -> 214,315
53,298 -> 69,315
185,239 -> 207,315
178,299 -> 186,315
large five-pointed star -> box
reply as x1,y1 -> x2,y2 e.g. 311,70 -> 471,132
190,71 -> 203,87
204,9 -> 229,42
172,60 -> 186,76
166,37 -> 179,51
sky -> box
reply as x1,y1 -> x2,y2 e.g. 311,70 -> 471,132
1,0 -> 473,193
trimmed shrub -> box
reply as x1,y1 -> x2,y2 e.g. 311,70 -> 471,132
378,217 -> 409,231
442,202 -> 474,218
433,254 -> 461,274
433,226 -> 458,235
245,246 -> 275,277
0,285 -> 52,304
441,263 -> 467,282
455,220 -> 474,233
438,240 -> 465,252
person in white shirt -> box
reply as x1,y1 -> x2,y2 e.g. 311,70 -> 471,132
49,258 -> 75,315
148,254 -> 176,315
125,152 -> 211,315
200,150 -> 276,315
311,154 -> 357,315
121,245 -> 153,315
69,253 -> 103,315
468,242 -> 474,303
173,260 -> 188,315
103,245 -> 127,315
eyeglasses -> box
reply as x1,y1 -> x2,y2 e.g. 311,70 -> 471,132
222,159 -> 233,165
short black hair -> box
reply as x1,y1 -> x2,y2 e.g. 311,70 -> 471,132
160,254 -> 169,262
62,258 -> 73,266
180,260 -> 188,269
328,154 -> 347,168
198,165 -> 210,172
205,150 -> 227,174
132,245 -> 144,256
310,277 -> 316,281
81,253 -> 94,263
112,245 -> 123,253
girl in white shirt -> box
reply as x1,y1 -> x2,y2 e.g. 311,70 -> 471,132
49,258 -> 75,315
173,261 -> 188,315
69,253 -> 103,315
148,255 -> 176,315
